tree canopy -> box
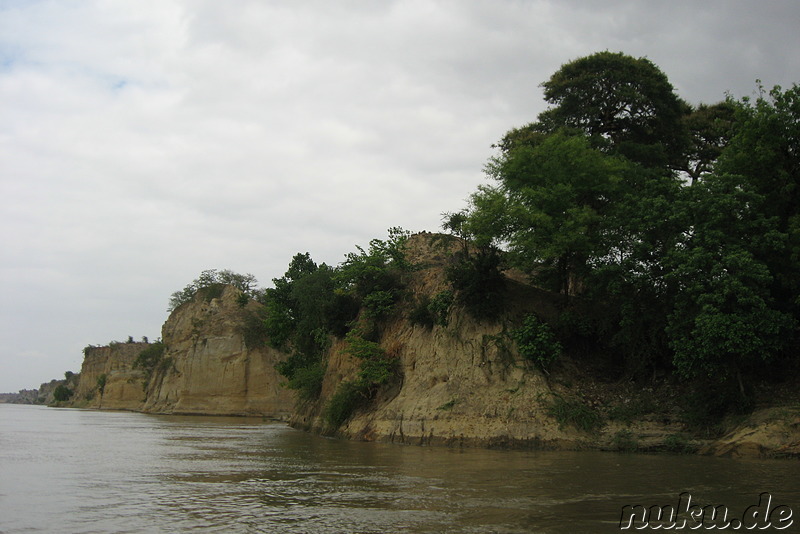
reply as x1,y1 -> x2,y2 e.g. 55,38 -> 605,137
456,51 -> 799,410
529,51 -> 689,168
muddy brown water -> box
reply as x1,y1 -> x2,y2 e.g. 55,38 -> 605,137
1,404 -> 797,533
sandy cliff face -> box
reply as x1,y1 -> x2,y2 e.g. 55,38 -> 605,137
74,343 -> 146,410
62,234 -> 798,458
292,235 -> 591,448
142,286 -> 293,418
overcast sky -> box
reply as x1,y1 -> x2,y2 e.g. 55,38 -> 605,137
1,1 -> 799,393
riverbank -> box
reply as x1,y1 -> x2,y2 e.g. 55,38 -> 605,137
13,233 -> 799,460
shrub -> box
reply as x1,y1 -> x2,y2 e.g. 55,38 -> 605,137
324,380 -> 367,428
607,394 -> 657,425
197,283 -> 225,302
545,395 -> 603,432
242,310 -> 270,349
663,433 -> 695,454
362,290 -> 396,320
512,314 -> 562,372
53,384 -> 73,402
286,362 -> 326,401
133,342 -> 167,388
446,250 -> 505,321
323,332 -> 400,428
409,295 -> 435,328
428,290 -> 454,326
96,374 -> 107,396
325,292 -> 360,337
409,290 -> 453,329
168,269 -> 259,312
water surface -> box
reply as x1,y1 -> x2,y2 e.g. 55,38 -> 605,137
0,404 -> 797,533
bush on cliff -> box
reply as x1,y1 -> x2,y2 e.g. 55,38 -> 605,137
168,269 -> 259,312
53,384 -> 73,402
512,314 -> 562,372
133,342 -> 167,389
323,330 -> 399,428
272,229 -> 410,401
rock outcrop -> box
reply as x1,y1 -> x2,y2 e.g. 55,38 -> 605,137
699,407 -> 800,459
142,286 -> 293,418
69,286 -> 293,419
74,343 -> 147,410
292,234 -> 593,449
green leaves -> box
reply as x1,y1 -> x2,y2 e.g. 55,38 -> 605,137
512,314 -> 562,372
454,53 -> 799,403
666,173 -> 795,379
540,51 -> 688,168
168,269 -> 259,312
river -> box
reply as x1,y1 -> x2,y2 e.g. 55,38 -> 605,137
0,404 -> 797,533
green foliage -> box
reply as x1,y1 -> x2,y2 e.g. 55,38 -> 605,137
342,330 -> 384,361
538,51 -> 688,168
157,356 -> 174,373
96,374 -> 107,396
168,269 -> 259,312
437,399 -> 457,411
545,395 -> 603,433
64,371 -> 74,381
53,384 -> 73,402
682,379 -> 754,432
263,298 -> 295,349
512,314 -> 562,372
666,173 -> 795,380
446,249 -> 505,321
133,342 -> 167,388
409,290 -> 454,329
678,101 -> 737,184
450,53 -> 800,414
362,290 -> 396,320
428,290 -> 454,327
607,395 -> 657,425
286,362 -> 326,401
236,291 -> 250,308
663,433 -> 695,454
324,381 -> 367,428
242,309 -> 270,349
325,292 -> 361,337
408,295 -> 435,328
322,332 -> 399,428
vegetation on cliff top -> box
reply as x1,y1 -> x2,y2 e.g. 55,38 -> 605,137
266,227 -> 411,419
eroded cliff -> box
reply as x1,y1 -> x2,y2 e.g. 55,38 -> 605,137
142,286 -> 293,418
70,286 -> 293,418
65,234 -> 799,458
74,343 -> 146,410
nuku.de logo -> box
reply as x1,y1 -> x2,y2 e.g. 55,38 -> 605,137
619,492 -> 793,530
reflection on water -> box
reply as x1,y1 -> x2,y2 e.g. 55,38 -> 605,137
0,404 -> 797,533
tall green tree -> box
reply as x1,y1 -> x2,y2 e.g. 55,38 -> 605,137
678,101 -> 737,184
665,173 -> 795,394
715,83 -> 800,315
477,130 -> 635,295
536,51 -> 689,168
